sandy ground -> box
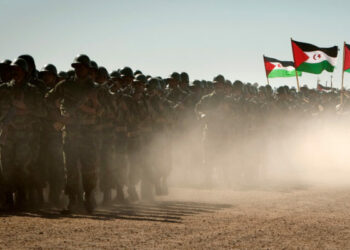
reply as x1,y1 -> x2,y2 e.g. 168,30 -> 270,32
1,186 -> 350,249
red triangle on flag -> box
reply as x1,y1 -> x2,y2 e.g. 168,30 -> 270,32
264,59 -> 275,76
343,44 -> 350,71
292,41 -> 309,68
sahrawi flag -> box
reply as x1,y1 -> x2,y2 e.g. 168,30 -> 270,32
291,39 -> 338,74
264,56 -> 301,78
343,43 -> 350,73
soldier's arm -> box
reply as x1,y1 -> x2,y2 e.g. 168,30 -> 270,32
45,80 -> 65,102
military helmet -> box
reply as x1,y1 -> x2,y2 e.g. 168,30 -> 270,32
0,59 -> 11,66
134,70 -> 143,76
120,66 -> 134,78
277,86 -> 287,95
135,74 -> 147,84
58,71 -> 68,79
71,54 -> 91,68
147,77 -> 161,90
90,60 -> 98,70
159,79 -> 167,89
11,58 -> 29,73
258,86 -> 266,93
213,74 -> 225,84
40,64 -> 58,76
232,80 -> 243,90
67,69 -> 75,79
18,54 -> 36,71
180,72 -> 189,83
110,70 -> 121,79
192,80 -> 201,86
97,66 -> 109,79
170,72 -> 181,82
0,59 -> 12,71
225,80 -> 232,86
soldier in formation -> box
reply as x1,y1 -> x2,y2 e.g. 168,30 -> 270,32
0,53 -> 343,213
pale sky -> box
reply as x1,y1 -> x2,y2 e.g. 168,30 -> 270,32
1,0 -> 350,89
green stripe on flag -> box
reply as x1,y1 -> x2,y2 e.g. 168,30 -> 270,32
268,69 -> 301,78
297,61 -> 335,74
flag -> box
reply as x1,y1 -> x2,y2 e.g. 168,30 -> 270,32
291,40 -> 338,74
264,56 -> 301,78
343,43 -> 350,73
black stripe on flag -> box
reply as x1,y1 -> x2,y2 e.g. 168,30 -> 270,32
292,40 -> 338,57
264,56 -> 294,67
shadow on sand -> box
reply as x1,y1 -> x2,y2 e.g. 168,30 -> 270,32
0,201 -> 232,223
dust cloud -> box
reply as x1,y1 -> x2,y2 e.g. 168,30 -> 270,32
164,109 -> 350,190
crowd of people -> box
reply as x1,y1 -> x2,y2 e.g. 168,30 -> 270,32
0,54 -> 344,214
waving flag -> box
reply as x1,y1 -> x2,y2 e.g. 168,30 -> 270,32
291,40 -> 338,74
264,56 -> 301,78
343,43 -> 350,73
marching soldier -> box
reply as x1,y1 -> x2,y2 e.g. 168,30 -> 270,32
46,54 -> 101,213
0,58 -> 46,210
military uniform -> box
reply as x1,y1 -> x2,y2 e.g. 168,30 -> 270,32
0,59 -> 46,208
46,55 -> 100,212
112,90 -> 131,202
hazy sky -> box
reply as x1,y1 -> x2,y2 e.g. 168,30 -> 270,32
1,0 -> 350,89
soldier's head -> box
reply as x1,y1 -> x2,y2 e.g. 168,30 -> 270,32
0,59 -> 12,82
180,72 -> 190,89
277,86 -> 289,99
224,80 -> 232,94
147,77 -> 161,96
89,60 -> 98,81
132,79 -> 145,96
58,71 -> 68,82
170,72 -> 180,88
10,58 -> 28,84
18,54 -> 37,78
191,80 -> 202,93
300,85 -> 309,95
265,85 -> 273,97
71,54 -> 91,79
135,74 -> 147,85
67,70 -> 75,80
109,70 -> 122,91
134,70 -> 143,76
39,64 -> 58,87
120,66 -> 134,86
258,86 -> 266,98
96,66 -> 109,85
213,75 -> 225,93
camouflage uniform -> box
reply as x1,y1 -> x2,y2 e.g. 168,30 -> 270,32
127,90 -> 153,201
0,79 -> 46,207
46,76 -> 100,209
97,84 -> 117,203
112,91 -> 131,202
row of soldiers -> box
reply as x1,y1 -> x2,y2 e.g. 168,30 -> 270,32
0,53 -> 342,213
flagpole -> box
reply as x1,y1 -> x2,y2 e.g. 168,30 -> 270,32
291,38 -> 300,92
263,55 -> 270,85
330,75 -> 333,89
341,42 -> 345,105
